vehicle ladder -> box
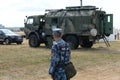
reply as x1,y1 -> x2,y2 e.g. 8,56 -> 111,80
102,35 -> 110,47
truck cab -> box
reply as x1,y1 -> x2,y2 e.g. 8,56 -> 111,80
24,15 -> 46,47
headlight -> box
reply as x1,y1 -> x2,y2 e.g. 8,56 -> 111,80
90,29 -> 97,36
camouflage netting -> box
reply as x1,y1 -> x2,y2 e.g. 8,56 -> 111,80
45,6 -> 97,17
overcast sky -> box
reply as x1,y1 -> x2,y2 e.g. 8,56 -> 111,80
0,0 -> 120,29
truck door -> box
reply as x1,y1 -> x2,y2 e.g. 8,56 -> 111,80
104,14 -> 113,35
24,17 -> 34,38
25,17 -> 34,30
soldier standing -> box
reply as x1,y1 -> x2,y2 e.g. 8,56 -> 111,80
49,28 -> 71,80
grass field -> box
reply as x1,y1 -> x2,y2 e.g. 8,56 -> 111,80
0,39 -> 120,80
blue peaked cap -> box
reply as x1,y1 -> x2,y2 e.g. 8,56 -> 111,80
52,28 -> 62,36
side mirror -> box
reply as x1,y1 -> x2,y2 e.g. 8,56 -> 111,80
24,16 -> 28,23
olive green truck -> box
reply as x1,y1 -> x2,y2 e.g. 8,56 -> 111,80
24,6 -> 113,49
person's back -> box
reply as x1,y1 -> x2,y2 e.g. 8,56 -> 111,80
56,39 -> 70,65
49,28 -> 71,80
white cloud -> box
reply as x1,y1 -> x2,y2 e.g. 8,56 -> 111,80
0,0 -> 120,29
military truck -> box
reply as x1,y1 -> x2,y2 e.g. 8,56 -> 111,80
24,6 -> 113,49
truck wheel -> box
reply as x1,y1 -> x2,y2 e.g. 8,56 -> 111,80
65,36 -> 79,49
81,39 -> 93,48
29,34 -> 40,47
45,36 -> 53,48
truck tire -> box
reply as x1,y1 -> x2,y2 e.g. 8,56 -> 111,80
29,34 -> 40,47
80,39 -> 93,48
65,36 -> 79,49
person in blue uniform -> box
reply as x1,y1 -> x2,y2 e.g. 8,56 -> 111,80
49,28 -> 71,80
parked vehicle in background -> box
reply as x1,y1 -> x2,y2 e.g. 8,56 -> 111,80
0,29 -> 23,45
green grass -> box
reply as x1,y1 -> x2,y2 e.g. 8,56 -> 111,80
0,40 -> 120,80
0,45 -> 50,69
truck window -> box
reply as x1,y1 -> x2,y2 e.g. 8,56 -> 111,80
51,18 -> 58,29
27,18 -> 33,24
107,16 -> 110,22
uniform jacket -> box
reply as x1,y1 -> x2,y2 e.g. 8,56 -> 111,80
49,39 -> 71,80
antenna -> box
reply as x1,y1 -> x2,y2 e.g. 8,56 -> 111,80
80,0 -> 83,6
